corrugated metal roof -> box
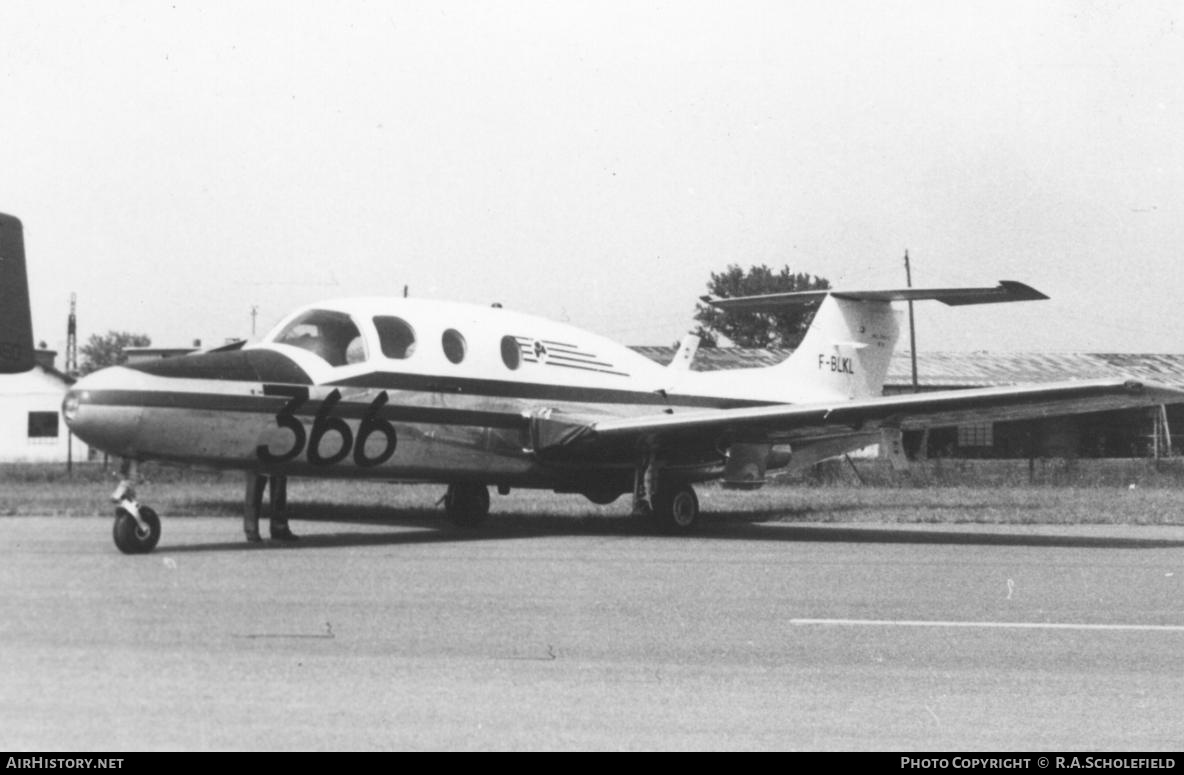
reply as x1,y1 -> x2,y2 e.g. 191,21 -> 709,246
630,346 -> 1184,389
630,345 -> 790,371
890,352 -> 1184,388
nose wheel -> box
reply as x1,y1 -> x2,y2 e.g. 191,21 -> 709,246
113,505 -> 161,554
109,462 -> 161,554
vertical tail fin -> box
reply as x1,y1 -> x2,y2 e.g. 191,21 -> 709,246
700,281 -> 1046,402
774,295 -> 899,400
0,214 -> 34,374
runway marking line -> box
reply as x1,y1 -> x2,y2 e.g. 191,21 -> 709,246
790,618 -> 1184,633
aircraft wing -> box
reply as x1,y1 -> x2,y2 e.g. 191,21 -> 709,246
530,379 -> 1184,461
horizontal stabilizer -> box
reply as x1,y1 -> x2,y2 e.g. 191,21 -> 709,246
702,281 -> 1046,313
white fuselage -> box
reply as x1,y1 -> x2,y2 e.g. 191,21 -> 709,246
65,297 -> 830,491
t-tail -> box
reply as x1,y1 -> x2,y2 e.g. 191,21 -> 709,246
0,213 -> 34,374
701,281 -> 1047,401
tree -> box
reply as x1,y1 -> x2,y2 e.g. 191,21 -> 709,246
692,264 -> 830,348
80,331 -> 151,375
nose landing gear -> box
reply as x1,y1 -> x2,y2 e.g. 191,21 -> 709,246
111,475 -> 161,555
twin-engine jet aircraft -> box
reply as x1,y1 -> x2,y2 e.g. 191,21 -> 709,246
4,212 -> 1181,554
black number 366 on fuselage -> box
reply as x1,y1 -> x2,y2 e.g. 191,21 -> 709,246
256,387 -> 397,468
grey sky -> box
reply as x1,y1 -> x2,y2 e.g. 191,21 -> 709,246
3,1 -> 1182,356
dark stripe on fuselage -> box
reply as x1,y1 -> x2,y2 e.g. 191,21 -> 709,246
76,388 -> 530,430
329,372 -> 772,409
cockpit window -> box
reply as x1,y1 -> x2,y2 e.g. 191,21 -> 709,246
345,337 -> 367,365
373,316 -> 417,359
273,309 -> 367,367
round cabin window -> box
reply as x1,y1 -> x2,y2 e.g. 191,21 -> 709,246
500,335 -> 521,370
442,329 -> 467,364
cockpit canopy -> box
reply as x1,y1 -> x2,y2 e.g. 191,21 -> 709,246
272,309 -> 367,367
263,300 -> 633,379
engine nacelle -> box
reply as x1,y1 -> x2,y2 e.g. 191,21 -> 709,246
721,443 -> 792,490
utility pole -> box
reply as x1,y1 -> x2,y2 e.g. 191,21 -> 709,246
66,292 -> 78,474
904,251 -> 918,393
65,292 -> 78,377
250,305 -> 258,337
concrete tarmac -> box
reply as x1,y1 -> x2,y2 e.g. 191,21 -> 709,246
2,514 -> 1183,751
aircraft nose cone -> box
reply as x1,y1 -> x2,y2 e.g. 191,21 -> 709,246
63,369 -> 143,457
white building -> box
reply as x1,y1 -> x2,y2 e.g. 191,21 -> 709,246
0,351 -> 88,463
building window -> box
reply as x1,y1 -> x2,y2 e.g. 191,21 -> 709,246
957,422 -> 993,448
28,411 -> 59,439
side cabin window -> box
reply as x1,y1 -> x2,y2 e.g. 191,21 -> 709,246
374,316 -> 417,359
500,335 -> 520,370
274,310 -> 367,367
442,329 -> 466,364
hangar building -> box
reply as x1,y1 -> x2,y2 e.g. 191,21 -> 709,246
0,350 -> 88,463
632,347 -> 1184,460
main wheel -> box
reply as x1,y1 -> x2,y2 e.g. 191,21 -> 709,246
582,486 -> 623,505
650,480 -> 700,534
113,506 -> 161,554
444,483 -> 490,527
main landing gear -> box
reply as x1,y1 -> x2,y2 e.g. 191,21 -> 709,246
111,462 -> 160,555
649,479 -> 700,533
633,454 -> 701,533
444,482 -> 490,527
435,467 -> 702,534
